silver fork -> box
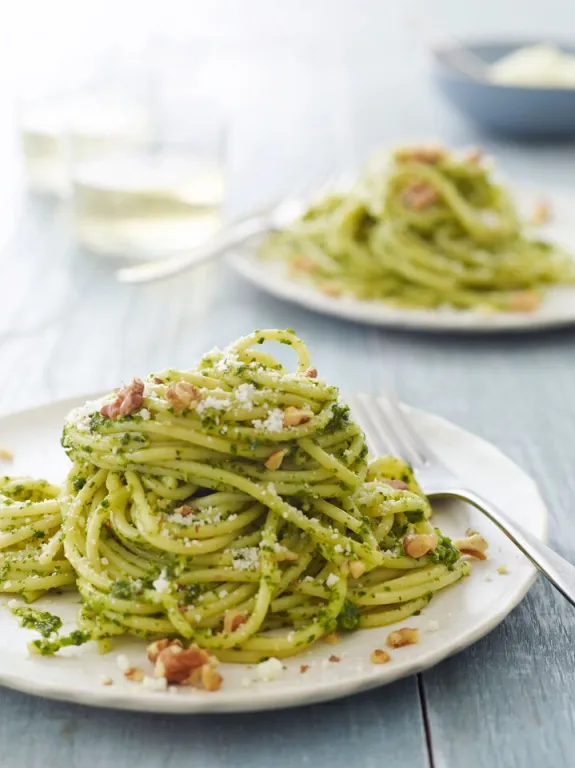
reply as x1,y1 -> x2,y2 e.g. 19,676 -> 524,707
348,391 -> 575,607
115,169 -> 341,285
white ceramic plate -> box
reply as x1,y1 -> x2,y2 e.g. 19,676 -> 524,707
229,188 -> 575,332
0,395 -> 546,713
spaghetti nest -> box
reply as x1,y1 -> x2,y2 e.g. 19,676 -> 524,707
260,144 -> 575,312
15,329 -> 468,660
0,476 -> 76,601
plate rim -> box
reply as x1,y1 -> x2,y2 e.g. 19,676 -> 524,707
0,393 -> 547,713
229,250 -> 575,333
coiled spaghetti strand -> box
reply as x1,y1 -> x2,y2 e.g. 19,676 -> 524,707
260,145 -> 575,311
14,329 -> 470,660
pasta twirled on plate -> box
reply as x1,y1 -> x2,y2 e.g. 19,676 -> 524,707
1,330 -> 471,661
0,477 -> 75,601
260,145 -> 575,312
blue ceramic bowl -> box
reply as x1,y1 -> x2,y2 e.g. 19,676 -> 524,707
433,40 -> 575,138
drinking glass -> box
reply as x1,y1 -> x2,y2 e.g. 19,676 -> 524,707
69,106 -> 227,261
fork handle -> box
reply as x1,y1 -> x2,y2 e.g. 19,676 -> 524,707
116,215 -> 272,285
435,488 -> 575,608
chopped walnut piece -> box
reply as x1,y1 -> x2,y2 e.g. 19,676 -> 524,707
300,664 -> 310,674
394,143 -> 445,165
274,547 -> 298,562
304,368 -> 318,379
186,666 -> 203,688
124,666 -> 145,682
370,649 -> 391,665
283,406 -> 313,427
152,377 -> 164,385
455,533 -> 489,560
403,532 -> 438,559
100,675 -> 113,686
100,379 -> 145,420
401,181 -> 439,211
0,448 -> 13,462
174,504 -> 193,518
264,450 -> 286,471
223,609 -> 247,634
349,560 -> 366,579
200,663 -> 223,692
166,381 -> 202,412
386,627 -> 419,648
384,478 -> 409,490
324,632 -> 340,645
329,655 -> 341,663
508,290 -> 540,313
531,198 -> 550,226
146,638 -> 183,664
154,643 -> 210,684
319,282 -> 342,297
186,656 -> 222,692
292,255 -> 318,273
465,146 -> 483,164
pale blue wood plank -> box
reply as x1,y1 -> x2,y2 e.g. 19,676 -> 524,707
392,324 -> 575,768
0,679 -> 428,768
422,583 -> 575,768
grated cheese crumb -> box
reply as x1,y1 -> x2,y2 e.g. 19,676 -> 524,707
168,509 -> 195,525
325,573 -> 339,588
142,675 -> 168,692
497,565 -> 509,575
426,620 -> 440,632
116,654 -> 130,671
257,657 -> 283,682
196,393 -> 231,417
139,408 -> 151,421
153,570 -> 170,593
235,383 -> 258,410
231,547 -> 260,572
252,409 -> 284,432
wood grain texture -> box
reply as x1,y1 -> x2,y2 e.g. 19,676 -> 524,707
3,1 -> 575,766
0,679 -> 428,768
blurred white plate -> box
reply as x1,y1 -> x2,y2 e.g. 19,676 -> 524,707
0,394 -> 546,713
229,188 -> 575,332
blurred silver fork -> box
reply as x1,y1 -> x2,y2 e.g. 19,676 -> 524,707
348,391 -> 575,607
115,169 -> 340,285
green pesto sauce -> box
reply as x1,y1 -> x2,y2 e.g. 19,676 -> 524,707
336,599 -> 360,631
31,630 -> 91,656
427,532 -> 460,569
12,607 -> 62,638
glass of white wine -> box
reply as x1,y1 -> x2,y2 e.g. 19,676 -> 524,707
69,103 -> 227,262
19,96 -> 152,199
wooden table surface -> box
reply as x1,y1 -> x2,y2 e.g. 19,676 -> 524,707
2,3 -> 575,766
